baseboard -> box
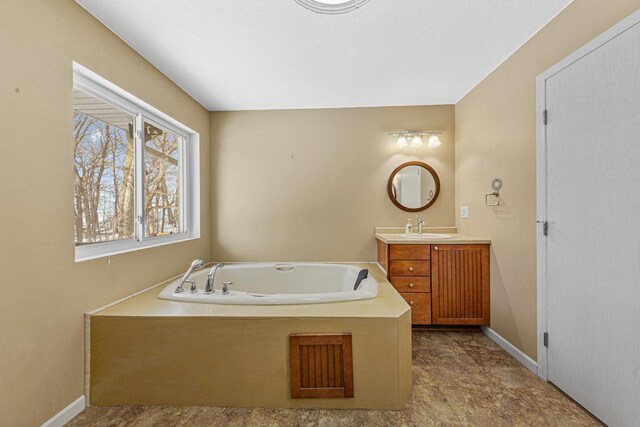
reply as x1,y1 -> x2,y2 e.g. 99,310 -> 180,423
481,326 -> 538,374
41,395 -> 85,427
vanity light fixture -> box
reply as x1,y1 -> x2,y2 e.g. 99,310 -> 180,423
389,130 -> 442,148
294,0 -> 372,15
427,132 -> 442,148
396,134 -> 408,147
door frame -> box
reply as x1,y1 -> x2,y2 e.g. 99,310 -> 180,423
535,8 -> 640,381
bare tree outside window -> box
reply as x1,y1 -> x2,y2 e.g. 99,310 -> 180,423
73,90 -> 135,245
73,90 -> 184,246
144,122 -> 182,237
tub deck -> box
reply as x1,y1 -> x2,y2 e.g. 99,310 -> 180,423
86,263 -> 412,410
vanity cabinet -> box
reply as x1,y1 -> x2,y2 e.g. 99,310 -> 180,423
431,244 -> 490,325
378,241 -> 490,326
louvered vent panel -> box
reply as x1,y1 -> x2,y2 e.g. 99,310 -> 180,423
290,334 -> 353,398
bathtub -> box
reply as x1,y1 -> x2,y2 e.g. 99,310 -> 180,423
158,263 -> 379,305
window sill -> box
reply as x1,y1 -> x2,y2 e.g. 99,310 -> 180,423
74,233 -> 200,262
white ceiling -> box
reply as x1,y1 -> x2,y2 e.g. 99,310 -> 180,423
76,0 -> 572,111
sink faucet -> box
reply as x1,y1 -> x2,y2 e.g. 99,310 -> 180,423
416,215 -> 425,235
176,259 -> 205,293
205,263 -> 224,294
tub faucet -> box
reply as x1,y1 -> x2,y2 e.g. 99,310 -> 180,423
416,215 -> 425,235
222,281 -> 234,295
205,263 -> 224,294
175,259 -> 205,293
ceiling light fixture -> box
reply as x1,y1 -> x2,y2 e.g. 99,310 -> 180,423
294,0 -> 372,15
389,131 -> 443,148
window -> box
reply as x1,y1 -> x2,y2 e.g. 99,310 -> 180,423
143,120 -> 184,237
73,63 -> 199,261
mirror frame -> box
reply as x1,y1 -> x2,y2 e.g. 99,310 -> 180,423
387,161 -> 441,212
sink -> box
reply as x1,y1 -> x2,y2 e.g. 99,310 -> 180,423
400,233 -> 453,239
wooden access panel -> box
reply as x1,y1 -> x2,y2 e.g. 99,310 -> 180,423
289,333 -> 354,399
431,244 -> 490,325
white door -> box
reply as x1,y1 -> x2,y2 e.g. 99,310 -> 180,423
540,12 -> 640,427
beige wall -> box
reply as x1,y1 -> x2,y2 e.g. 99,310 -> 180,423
4,0 -> 639,423
210,106 -> 455,262
0,1 -> 210,425
455,0 -> 640,360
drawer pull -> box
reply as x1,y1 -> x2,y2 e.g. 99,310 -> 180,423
408,267 -> 414,272
409,283 -> 414,288
409,300 -> 414,305
434,246 -> 438,251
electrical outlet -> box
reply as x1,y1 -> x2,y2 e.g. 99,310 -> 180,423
461,206 -> 469,219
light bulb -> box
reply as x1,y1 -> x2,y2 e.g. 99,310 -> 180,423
397,135 -> 408,147
428,134 -> 442,148
411,135 -> 423,146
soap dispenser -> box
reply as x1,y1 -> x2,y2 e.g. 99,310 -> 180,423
405,219 -> 413,234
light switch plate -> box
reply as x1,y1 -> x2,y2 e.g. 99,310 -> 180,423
461,206 -> 469,219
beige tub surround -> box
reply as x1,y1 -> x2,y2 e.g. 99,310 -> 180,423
87,263 -> 412,409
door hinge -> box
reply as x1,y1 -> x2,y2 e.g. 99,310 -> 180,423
543,332 -> 549,347
537,220 -> 548,236
543,110 -> 548,125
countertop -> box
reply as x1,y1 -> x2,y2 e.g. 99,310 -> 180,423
88,263 -> 409,319
374,227 -> 490,244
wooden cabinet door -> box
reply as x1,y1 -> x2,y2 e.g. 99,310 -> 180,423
431,244 -> 490,325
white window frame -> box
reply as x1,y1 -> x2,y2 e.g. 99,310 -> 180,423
73,62 -> 200,262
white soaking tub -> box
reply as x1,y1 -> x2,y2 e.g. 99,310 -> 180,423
158,263 -> 379,305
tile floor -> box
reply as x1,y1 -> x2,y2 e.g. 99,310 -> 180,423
66,331 -> 600,426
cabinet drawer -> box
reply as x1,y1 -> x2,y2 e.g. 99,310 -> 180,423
399,292 -> 431,325
389,260 -> 430,277
390,276 -> 431,293
390,245 -> 430,260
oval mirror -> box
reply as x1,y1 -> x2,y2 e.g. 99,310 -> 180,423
387,161 -> 440,212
